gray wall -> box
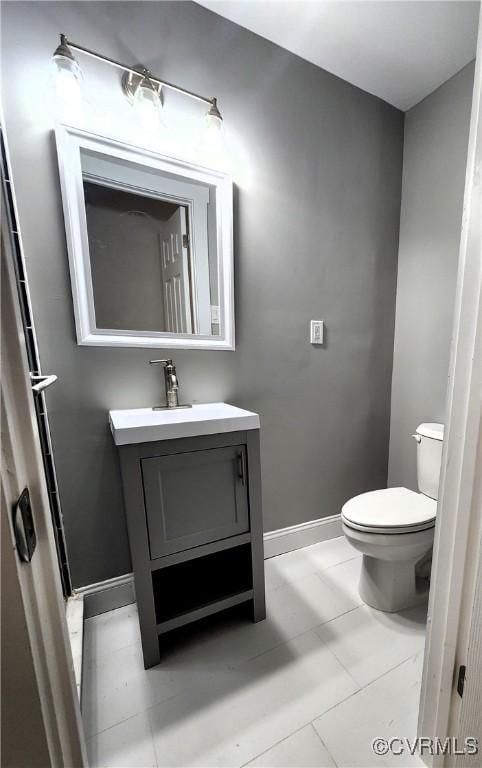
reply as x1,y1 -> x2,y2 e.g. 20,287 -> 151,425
388,64 -> 474,490
2,1 -> 403,587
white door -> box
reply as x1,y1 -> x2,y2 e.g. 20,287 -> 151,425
160,207 -> 193,333
418,14 -> 481,764
452,426 -> 482,767
1,192 -> 86,766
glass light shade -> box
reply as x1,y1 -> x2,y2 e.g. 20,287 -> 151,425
133,79 -> 164,133
51,52 -> 83,111
205,110 -> 223,138
199,109 -> 228,169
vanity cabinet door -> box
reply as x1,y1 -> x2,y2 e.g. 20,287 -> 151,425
142,446 -> 250,558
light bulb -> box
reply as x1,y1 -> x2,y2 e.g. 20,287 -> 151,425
205,111 -> 223,138
133,77 -> 164,133
198,99 -> 228,169
51,36 -> 83,122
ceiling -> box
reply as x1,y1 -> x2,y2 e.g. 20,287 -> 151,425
195,1 -> 479,111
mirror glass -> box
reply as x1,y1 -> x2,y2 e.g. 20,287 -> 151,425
80,148 -> 220,337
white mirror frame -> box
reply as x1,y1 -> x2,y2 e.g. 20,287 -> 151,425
55,124 -> 235,350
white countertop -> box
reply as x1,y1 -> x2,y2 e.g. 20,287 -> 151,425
109,402 -> 260,445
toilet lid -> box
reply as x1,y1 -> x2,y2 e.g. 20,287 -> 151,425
341,487 -> 436,534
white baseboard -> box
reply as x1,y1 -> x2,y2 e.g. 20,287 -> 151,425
66,595 -> 84,702
74,573 -> 135,619
263,514 -> 343,559
75,515 -> 343,616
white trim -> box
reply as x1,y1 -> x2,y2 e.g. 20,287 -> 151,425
65,596 -> 84,703
55,123 -> 235,350
263,515 -> 343,559
452,422 -> 482,763
75,573 -> 136,618
418,16 -> 482,763
74,572 -> 135,597
76,518 -> 344,615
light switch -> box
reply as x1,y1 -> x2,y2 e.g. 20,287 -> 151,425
310,320 -> 324,345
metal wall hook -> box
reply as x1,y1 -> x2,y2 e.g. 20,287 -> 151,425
30,373 -> 58,393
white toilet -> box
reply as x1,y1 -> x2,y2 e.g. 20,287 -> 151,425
342,423 -> 444,612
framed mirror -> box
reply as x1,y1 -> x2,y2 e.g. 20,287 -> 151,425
55,125 -> 234,349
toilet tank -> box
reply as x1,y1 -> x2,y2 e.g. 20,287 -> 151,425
415,423 -> 444,500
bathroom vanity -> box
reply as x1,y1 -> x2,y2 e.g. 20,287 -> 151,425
110,403 -> 266,668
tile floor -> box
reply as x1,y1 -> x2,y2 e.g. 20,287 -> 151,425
83,537 -> 427,767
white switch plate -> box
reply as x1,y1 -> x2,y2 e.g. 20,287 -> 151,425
310,320 -> 324,345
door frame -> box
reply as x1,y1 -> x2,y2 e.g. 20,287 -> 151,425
1,157 -> 87,766
418,12 -> 482,763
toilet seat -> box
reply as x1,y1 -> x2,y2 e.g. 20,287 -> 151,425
342,487 -> 436,535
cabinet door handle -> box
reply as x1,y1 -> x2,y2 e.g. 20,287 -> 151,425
237,452 -> 246,485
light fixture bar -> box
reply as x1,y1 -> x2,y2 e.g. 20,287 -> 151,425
62,36 -> 215,108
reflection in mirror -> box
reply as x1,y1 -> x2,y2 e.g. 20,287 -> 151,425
81,149 -> 220,337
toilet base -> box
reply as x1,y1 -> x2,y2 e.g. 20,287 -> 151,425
359,553 -> 429,613
342,521 -> 434,613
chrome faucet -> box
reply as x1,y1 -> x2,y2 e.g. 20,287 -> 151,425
150,359 -> 191,410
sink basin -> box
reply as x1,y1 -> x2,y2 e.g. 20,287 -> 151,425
109,402 -> 260,446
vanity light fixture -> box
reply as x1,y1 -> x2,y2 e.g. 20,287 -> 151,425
50,34 -> 225,155
51,34 -> 83,109
199,96 -> 227,167
205,98 -> 223,133
129,70 -> 164,132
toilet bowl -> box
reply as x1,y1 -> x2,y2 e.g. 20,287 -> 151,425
342,423 -> 443,613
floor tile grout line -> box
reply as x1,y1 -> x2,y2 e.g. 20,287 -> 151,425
264,554 -> 361,593
83,598 -> 368,736
83,621 -> 420,740
223,601 -> 368,673
84,635 -> 328,739
319,553 -> 361,571
83,639 -> 141,670
147,707 -> 160,768
238,722 -> 317,768
312,608 -> 426,688
308,601 -> 426,686
84,553 -> 361,666
266,550 -> 360,575
314,635 -> 425,692
310,604 -> 362,635
238,718 -> 344,768
84,619 -> 364,742
309,637 -> 364,691
270,539 -> 355,559
309,722 -> 340,768
313,565 -> 362,595
84,600 -> 364,696
84,656 -> 424,763
86,708 -> 159,768
90,650 -> 420,768
83,544 -> 422,760
309,606 -> 423,687
85,709 -> 142,742
309,649 -> 424,725
84,550 -> 358,631
83,672 -> 205,741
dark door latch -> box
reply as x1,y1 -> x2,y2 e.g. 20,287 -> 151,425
457,664 -> 466,698
12,488 -> 37,563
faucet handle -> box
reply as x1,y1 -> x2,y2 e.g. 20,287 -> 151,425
149,359 -> 173,367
